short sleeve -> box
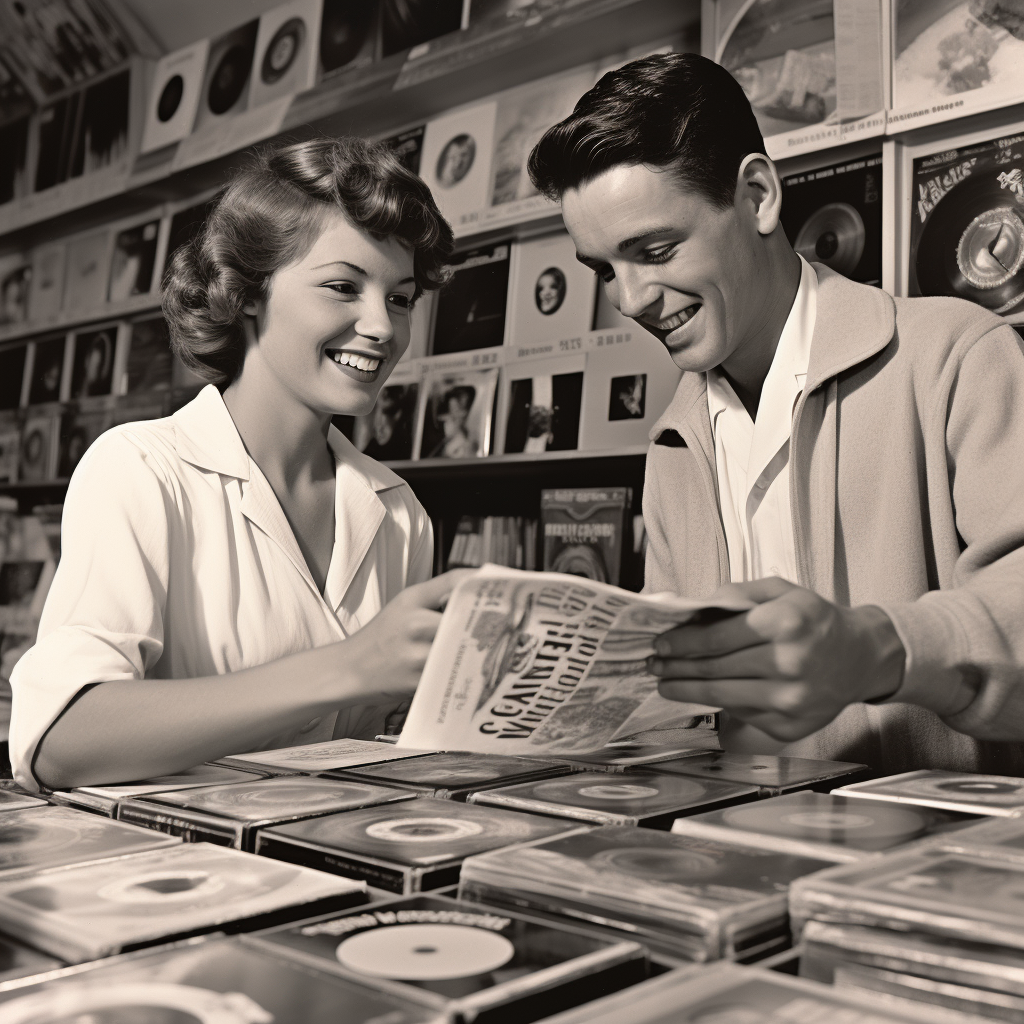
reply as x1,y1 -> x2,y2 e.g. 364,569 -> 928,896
9,431 -> 175,790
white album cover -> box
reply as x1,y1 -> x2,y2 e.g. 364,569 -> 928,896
506,231 -> 597,350
140,39 -> 210,153
420,100 -> 498,226
63,231 -> 111,315
416,355 -> 501,460
578,331 -> 681,450
496,350 -> 585,455
250,0 -> 320,108
192,19 -> 260,133
26,242 -> 66,323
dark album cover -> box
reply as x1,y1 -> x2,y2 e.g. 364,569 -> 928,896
0,421 -> 20,482
432,243 -> 510,354
165,198 -> 214,271
34,91 -> 79,191
650,751 -> 867,794
381,0 -> 464,57
334,750 -> 570,796
69,326 -> 116,398
254,893 -> 646,1022
0,805 -> 178,878
838,769 -> 1024,816
194,19 -> 259,130
472,770 -> 758,828
58,404 -> 110,478
910,132 -> 1024,318
317,0 -> 378,77
352,377 -> 420,461
782,155 -> 882,285
123,315 -> 173,393
257,796 -> 575,893
503,361 -> 583,453
28,334 -> 66,405
540,487 -> 630,586
70,69 -> 130,178
0,842 -> 366,962
0,936 -> 437,1024
383,124 -> 425,173
0,342 -> 27,407
672,790 -> 979,862
0,258 -> 31,325
18,413 -> 56,482
0,116 -> 29,205
108,219 -> 161,302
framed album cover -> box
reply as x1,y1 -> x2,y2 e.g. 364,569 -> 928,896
192,19 -> 260,133
141,39 -> 210,153
250,0 -> 321,108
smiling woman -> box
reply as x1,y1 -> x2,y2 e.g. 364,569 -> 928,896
8,138 -> 466,794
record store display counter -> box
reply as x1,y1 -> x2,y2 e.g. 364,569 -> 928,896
0,742 -> 1021,1023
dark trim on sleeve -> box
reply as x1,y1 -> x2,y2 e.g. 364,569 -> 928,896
654,429 -> 687,448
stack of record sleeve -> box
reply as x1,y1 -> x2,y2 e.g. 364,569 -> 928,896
834,771 -> 1024,818
791,814 -> 1024,1020
457,823 -> 834,962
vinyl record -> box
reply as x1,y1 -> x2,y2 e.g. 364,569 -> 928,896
336,922 -> 515,979
261,17 -> 305,84
590,845 -> 722,882
794,202 -> 866,276
364,817 -> 485,843
187,780 -> 381,814
98,869 -> 227,906
157,74 -> 184,122
721,800 -> 928,845
534,779 -> 664,803
207,42 -> 255,114
903,774 -> 1024,804
915,174 -> 1024,314
319,0 -> 374,73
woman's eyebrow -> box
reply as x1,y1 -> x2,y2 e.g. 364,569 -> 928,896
311,260 -> 367,274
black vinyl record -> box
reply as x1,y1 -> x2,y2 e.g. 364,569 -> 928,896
157,74 -> 184,122
206,21 -> 258,116
319,0 -> 376,73
262,18 -> 306,84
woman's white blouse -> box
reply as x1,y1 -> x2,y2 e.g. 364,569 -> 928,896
9,385 -> 433,790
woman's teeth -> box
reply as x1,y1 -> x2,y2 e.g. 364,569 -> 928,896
332,351 -> 380,371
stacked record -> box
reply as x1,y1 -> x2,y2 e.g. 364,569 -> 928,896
670,790 -> 981,862
457,823 -> 833,961
249,892 -> 647,1023
835,769 -> 1024,817
791,813 -> 1024,1018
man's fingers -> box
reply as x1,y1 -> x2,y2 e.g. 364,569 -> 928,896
656,678 -> 815,719
714,577 -> 797,604
650,643 -> 793,681
404,569 -> 476,610
654,614 -> 769,659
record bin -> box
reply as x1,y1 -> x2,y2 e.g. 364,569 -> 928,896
248,892 -> 648,1024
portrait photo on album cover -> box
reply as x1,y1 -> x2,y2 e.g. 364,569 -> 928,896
28,337 -> 66,405
436,133 -> 476,188
534,267 -> 567,316
70,329 -> 115,399
608,374 -> 647,421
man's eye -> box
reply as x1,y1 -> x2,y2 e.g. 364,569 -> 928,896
643,245 -> 676,264
595,265 -> 615,284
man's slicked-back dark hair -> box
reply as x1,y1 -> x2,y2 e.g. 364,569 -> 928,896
528,52 -> 765,209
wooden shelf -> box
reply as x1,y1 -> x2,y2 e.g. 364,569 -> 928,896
385,445 -> 648,476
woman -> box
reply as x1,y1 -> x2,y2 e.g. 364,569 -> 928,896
10,138 -> 463,792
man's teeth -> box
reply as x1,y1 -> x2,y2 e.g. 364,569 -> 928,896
332,351 -> 380,371
655,304 -> 699,331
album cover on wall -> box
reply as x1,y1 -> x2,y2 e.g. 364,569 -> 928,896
63,230 -> 111,313
781,153 -> 883,286
256,796 -> 576,894
0,842 -> 367,962
540,486 -> 631,585
506,231 -> 597,348
0,115 -> 30,206
458,823 -> 833,960
0,418 -> 19,482
0,254 -> 31,325
837,769 -> 1024,816
107,218 -> 161,302
420,101 -> 498,226
416,358 -> 500,459
499,352 -> 584,454
18,411 -> 57,479
121,314 -> 173,394
432,243 -> 510,354
165,194 -> 216,269
471,770 -> 758,829
380,0 -> 465,57
27,334 -> 67,405
383,124 -> 425,173
908,131 -> 1024,321
192,19 -> 260,133
71,68 -> 131,178
578,331 -> 682,449
58,403 -> 112,478
316,0 -> 378,80
34,91 -> 80,192
27,242 -> 66,323
219,736 -> 434,773
0,805 -> 178,880
120,776 -> 414,851
891,0 -> 1024,130
250,0 -> 320,108
0,936 -> 438,1024
650,751 -> 867,795
489,67 -> 594,208
0,342 -> 27,408
252,893 -> 646,1024
671,790 -> 980,862
350,359 -> 423,461
69,325 -> 117,398
140,39 -> 210,153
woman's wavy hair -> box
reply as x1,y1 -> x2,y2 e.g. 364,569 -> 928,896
163,136 -> 454,387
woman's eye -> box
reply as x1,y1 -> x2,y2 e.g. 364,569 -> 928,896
325,281 -> 358,297
388,294 -> 413,310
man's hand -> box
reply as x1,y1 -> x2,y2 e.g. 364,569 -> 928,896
648,578 -> 906,741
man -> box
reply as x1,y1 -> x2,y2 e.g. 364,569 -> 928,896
528,53 -> 1024,772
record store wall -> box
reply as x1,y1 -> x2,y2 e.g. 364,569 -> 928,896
2,0 -> 1024,612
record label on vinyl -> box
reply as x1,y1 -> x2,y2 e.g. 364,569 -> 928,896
251,0 -> 319,108
365,817 -> 485,842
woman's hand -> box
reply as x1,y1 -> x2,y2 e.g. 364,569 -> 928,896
338,569 -> 476,706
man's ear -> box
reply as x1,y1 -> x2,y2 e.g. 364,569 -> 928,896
736,153 -> 784,237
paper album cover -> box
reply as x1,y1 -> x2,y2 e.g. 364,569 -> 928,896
892,0 -> 1024,130
417,359 -> 500,459
578,331 -> 682,449
193,19 -> 260,133
58,403 -> 112,478
0,418 -> 19,482
250,0 -> 320,108
316,0 -> 378,79
506,231 -> 597,349
383,124 -> 426,174
489,67 -> 594,207
165,195 -> 216,270
27,334 -> 66,405
18,413 -> 56,481
432,243 -> 511,354
0,115 -> 30,206
108,218 -> 162,303
499,352 -> 584,454
0,254 -> 31,325
35,92 -> 78,192
420,101 -> 498,226
69,325 -> 117,399
121,315 -> 174,394
380,0 -> 465,57
141,39 -> 210,153
63,230 -> 111,313
73,69 -> 131,179
0,342 -> 27,408
221,737 -> 434,772
27,243 -> 66,323
350,360 -> 423,462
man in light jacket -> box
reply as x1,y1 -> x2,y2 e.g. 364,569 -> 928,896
528,53 -> 1024,772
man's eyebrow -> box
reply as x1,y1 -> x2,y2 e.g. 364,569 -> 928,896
617,227 -> 675,252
